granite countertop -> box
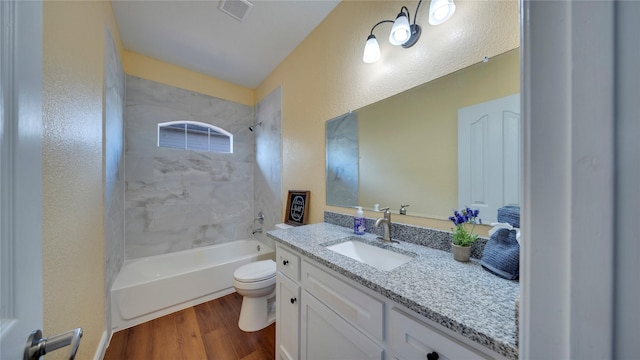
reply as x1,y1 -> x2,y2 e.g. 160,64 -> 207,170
267,222 -> 519,359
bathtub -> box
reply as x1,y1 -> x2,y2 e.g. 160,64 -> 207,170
111,239 -> 274,331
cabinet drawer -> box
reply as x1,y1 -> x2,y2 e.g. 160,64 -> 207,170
301,260 -> 384,341
277,245 -> 300,281
390,308 -> 490,360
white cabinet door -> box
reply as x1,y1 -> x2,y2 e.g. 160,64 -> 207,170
301,290 -> 383,360
458,94 -> 520,223
276,274 -> 300,360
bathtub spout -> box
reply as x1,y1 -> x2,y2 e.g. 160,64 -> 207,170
252,228 -> 262,235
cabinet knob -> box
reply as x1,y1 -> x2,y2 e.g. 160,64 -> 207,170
290,297 -> 297,304
283,260 -> 289,266
426,352 -> 439,360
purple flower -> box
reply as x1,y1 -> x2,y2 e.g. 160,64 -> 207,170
450,206 -> 481,246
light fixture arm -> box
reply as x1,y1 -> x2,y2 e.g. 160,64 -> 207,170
412,0 -> 423,25
400,5 -> 411,24
369,19 -> 394,36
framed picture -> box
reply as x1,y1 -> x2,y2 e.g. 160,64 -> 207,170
285,190 -> 310,226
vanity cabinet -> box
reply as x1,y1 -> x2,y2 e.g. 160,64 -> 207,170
276,246 -> 301,360
275,244 -> 506,360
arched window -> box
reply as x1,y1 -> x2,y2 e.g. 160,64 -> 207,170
157,121 -> 233,153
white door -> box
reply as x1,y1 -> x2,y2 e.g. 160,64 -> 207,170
458,94 -> 520,223
0,1 -> 58,359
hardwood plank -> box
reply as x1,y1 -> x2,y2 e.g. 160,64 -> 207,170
202,328 -> 238,360
240,347 -> 274,360
150,310 -> 182,359
214,293 -> 243,329
194,300 -> 219,334
103,327 -> 129,359
175,307 -> 208,359
123,320 -> 153,359
256,324 -> 276,359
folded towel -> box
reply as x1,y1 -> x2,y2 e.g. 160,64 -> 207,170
497,205 -> 520,228
481,206 -> 520,280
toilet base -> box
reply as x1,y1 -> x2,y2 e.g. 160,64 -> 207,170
238,293 -> 276,332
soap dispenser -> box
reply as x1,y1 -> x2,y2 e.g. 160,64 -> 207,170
354,206 -> 366,235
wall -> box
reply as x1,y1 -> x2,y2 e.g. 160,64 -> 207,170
256,0 -> 520,231
103,27 -> 125,343
42,1 -> 123,358
253,87 -> 283,248
123,50 -> 254,107
124,76 -> 255,259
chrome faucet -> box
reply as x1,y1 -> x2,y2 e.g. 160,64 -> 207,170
375,208 -> 398,243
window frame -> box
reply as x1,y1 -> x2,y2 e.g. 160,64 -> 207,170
157,120 -> 233,154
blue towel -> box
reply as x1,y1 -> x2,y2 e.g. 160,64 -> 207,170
481,206 -> 520,280
497,205 -> 520,228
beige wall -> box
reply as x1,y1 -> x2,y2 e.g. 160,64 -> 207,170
122,50 -> 255,106
256,0 -> 520,230
42,1 -> 123,358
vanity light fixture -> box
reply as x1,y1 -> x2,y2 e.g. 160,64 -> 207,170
362,0 -> 456,64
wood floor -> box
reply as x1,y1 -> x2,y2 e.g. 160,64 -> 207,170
104,292 -> 275,360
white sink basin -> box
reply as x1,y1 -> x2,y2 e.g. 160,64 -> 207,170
326,239 -> 413,271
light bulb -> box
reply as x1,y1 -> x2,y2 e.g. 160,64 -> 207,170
429,0 -> 456,25
363,35 -> 381,63
389,12 -> 411,45
433,6 -> 449,21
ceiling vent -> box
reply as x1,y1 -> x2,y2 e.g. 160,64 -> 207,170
218,0 -> 253,22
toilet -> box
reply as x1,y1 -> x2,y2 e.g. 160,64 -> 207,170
233,259 -> 276,332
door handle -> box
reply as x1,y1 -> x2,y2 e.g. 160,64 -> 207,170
24,328 -> 83,360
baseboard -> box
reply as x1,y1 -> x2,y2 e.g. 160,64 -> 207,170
93,330 -> 111,360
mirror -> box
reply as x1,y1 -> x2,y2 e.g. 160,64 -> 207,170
326,48 -> 520,222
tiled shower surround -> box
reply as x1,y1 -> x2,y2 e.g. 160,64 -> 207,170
124,76 -> 281,259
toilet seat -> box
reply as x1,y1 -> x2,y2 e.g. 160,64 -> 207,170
233,260 -> 276,283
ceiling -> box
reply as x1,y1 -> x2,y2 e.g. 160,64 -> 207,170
111,0 -> 341,89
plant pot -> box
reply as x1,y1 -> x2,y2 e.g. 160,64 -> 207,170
451,243 -> 471,262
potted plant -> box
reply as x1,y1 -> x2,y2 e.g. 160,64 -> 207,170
448,207 -> 481,262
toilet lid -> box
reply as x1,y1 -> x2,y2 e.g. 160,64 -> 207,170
234,260 -> 276,282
